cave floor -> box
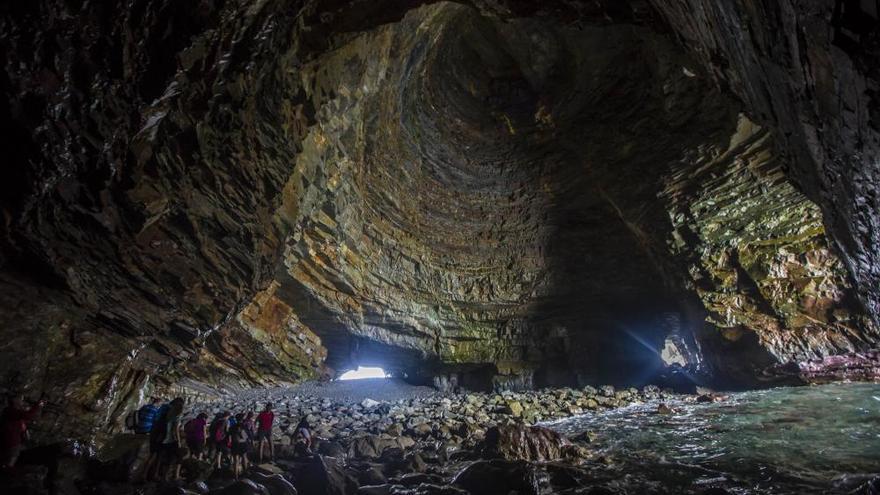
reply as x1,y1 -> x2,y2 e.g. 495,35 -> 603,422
22,382 -> 867,495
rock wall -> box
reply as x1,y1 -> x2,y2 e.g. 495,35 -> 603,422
0,0 -> 878,444
663,114 -> 878,384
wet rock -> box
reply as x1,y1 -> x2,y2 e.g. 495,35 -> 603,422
358,466 -> 388,486
211,479 -> 272,495
289,455 -> 358,495
248,473 -> 299,495
390,485 -> 469,495
349,435 -> 407,459
452,460 -> 540,495
696,393 -> 727,404
181,458 -> 215,483
571,431 -> 598,444
400,453 -> 427,474
318,441 -> 347,458
254,464 -> 285,476
657,403 -> 675,415
357,485 -> 392,495
851,476 -> 880,495
394,473 -> 444,486
544,463 -> 587,490
481,424 -> 573,462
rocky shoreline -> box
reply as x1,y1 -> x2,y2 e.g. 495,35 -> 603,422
7,381 -> 880,495
4,382 -> 694,495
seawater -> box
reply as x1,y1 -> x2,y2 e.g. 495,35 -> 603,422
543,383 -> 880,494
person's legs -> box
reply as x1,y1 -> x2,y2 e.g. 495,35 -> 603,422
0,445 -> 22,468
146,453 -> 161,481
155,458 -> 166,481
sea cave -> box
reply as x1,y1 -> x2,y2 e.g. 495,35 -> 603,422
1,1 -> 880,494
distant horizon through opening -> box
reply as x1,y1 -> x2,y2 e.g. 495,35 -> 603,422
338,366 -> 389,380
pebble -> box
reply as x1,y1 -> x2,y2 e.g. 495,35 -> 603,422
185,379 -> 682,448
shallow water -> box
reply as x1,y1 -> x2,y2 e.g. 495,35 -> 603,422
544,383 -> 880,494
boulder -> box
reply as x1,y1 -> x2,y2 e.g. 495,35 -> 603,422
88,434 -> 149,482
348,435 -> 407,459
385,424 -> 404,436
401,452 -> 427,473
318,441 -> 347,458
452,460 -> 539,495
358,466 -> 388,485
358,485 -> 392,495
505,401 -> 524,418
211,479 -> 272,495
254,463 -> 285,476
481,424 -> 573,462
409,423 -> 433,437
181,457 -> 215,482
361,399 -> 381,409
395,473 -> 444,486
290,455 -> 359,495
248,473 -> 300,495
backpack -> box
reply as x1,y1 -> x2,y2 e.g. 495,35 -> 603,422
184,418 -> 197,438
211,419 -> 226,443
150,408 -> 169,444
228,423 -> 242,445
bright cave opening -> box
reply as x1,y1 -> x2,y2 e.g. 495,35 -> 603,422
338,366 -> 389,381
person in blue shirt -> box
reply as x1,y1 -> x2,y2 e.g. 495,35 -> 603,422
136,397 -> 163,434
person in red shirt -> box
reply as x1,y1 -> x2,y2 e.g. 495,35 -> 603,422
255,403 -> 275,462
1,394 -> 45,468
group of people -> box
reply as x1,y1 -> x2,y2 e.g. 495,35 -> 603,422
133,398 -> 311,480
200,407 -> 275,477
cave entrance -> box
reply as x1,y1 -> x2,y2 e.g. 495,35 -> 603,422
338,366 -> 389,380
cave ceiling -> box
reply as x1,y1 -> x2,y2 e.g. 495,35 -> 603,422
1,0 -> 879,442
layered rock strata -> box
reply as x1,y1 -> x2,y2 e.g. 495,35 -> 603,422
0,0 -> 878,445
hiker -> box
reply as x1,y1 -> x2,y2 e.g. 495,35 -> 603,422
243,411 -> 256,451
206,412 -> 224,462
256,403 -> 275,462
293,417 -> 313,455
135,397 -> 162,434
159,398 -> 185,481
209,411 -> 231,469
184,412 -> 208,460
141,399 -> 170,481
229,413 -> 250,478
0,393 -> 45,468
